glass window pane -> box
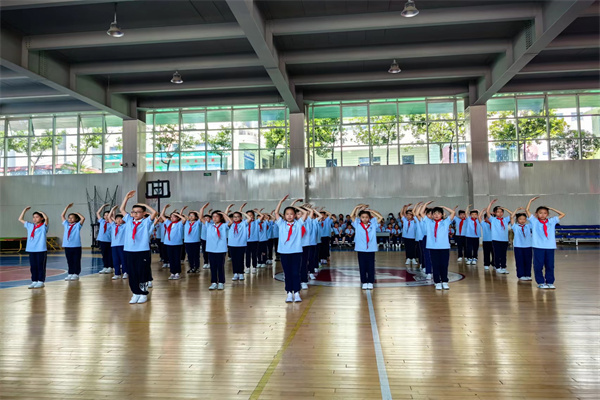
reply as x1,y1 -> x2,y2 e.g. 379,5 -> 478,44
371,120 -> 398,145
550,139 -> 580,160
180,131 -> 205,151
105,134 -> 122,153
342,105 -> 368,124
311,123 -> 341,148
548,96 -> 577,117
31,118 -> 53,135
104,154 -> 123,173
55,116 -> 78,135
145,153 -> 154,171
55,155 -> 77,174
207,129 -> 232,152
428,101 -> 454,120
429,143 -> 459,164
260,149 -> 288,169
372,145 -> 399,165
154,152 -> 180,171
369,103 -> 397,122
234,149 -> 257,170
79,134 -> 103,172
261,108 -> 286,127
180,151 -> 206,171
0,151 -> 4,176
154,112 -> 180,129
181,112 -> 206,130
400,145 -> 428,164
8,119 -> 29,136
6,157 -> 29,175
233,108 -> 258,129
488,142 -> 518,162
581,137 -> 600,159
0,119 -> 5,140
428,121 -> 456,143
153,126 -> 179,152
313,147 -> 339,167
105,115 -> 123,133
313,106 -> 340,120
80,116 -> 104,134
207,110 -> 232,129
488,119 -> 516,141
341,125 -> 368,146
234,129 -> 258,150
7,138 -> 29,157
30,134 -> 54,158
549,117 -> 578,139
518,118 -> 547,140
398,101 -> 426,122
580,115 -> 600,138
399,123 -> 426,144
33,157 -> 53,174
207,148 -> 231,170
341,146 -> 370,166
580,94 -> 600,115
519,140 -> 549,161
517,97 -> 545,117
260,127 -> 288,151
80,153 -> 103,174
457,120 -> 468,141
55,135 -> 78,156
487,97 -> 515,118
457,99 -> 465,120
456,143 -> 468,163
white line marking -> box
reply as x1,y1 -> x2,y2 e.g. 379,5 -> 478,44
367,290 -> 393,400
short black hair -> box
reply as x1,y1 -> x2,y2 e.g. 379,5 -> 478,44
536,206 -> 550,213
283,206 -> 297,215
115,214 -> 124,219
493,206 -> 502,213
470,210 -> 479,215
515,213 -> 527,220
358,210 -> 372,218
189,211 -> 199,220
431,207 -> 444,215
211,210 -> 225,223
458,210 -> 466,215
32,211 -> 45,222
232,211 -> 242,218
132,204 -> 147,212
68,213 -> 81,222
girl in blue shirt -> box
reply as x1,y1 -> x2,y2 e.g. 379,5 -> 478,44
200,214 -> 210,269
486,199 -> 513,275
401,204 -> 418,265
245,209 -> 260,273
414,204 -> 433,279
391,224 -> 401,249
510,208 -> 533,281
480,213 -> 495,270
256,211 -> 270,268
180,206 -> 201,274
107,205 -> 127,280
318,212 -> 333,265
228,205 -> 249,281
200,203 -> 230,290
160,204 -> 187,280
61,203 -> 85,281
19,207 -> 49,289
299,205 -> 318,289
464,207 -> 481,265
96,203 -> 114,275
351,204 -> 384,290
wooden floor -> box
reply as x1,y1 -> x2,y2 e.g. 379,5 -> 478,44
0,247 -> 599,400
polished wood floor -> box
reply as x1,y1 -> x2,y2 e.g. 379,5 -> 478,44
0,247 -> 599,400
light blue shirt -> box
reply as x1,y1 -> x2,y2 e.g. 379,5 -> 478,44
247,220 -> 259,242
184,221 -> 201,243
482,221 -> 493,242
62,220 -> 82,248
346,228 -> 355,236
97,218 -> 112,242
123,214 -> 154,252
228,220 -> 248,247
453,216 -> 468,236
512,223 -> 532,248
415,220 -> 425,241
204,221 -> 229,253
529,215 -> 560,249
25,222 -> 48,252
271,221 -> 279,238
163,221 -> 184,246
332,227 -> 341,235
110,222 -> 126,247
353,218 -> 378,252
309,219 -> 319,246
258,220 -> 270,242
319,217 -> 332,238
490,216 -> 510,242
154,223 -> 162,239
301,218 -> 313,247
402,217 -> 417,239
200,220 -> 207,241
465,218 -> 482,238
277,218 -> 305,254
424,217 -> 452,249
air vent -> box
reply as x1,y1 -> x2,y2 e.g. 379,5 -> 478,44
525,21 -> 533,50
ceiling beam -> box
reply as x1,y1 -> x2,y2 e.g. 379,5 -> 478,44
501,78 -> 600,93
226,0 -> 301,112
473,0 -> 595,105
0,0 -> 137,10
0,100 -> 98,115
284,40 -> 510,65
269,4 -> 541,36
304,85 -> 468,103
0,85 -> 71,102
109,77 -> 274,94
24,23 -> 244,50
138,93 -> 283,110
518,60 -> 600,75
545,34 -> 600,50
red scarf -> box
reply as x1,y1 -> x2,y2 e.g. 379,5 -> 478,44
486,220 -> 491,228
188,221 -> 195,234
166,222 -> 174,241
103,221 -> 108,234
471,217 -> 477,235
115,224 -> 120,237
248,221 -> 252,237
434,219 -> 441,238
538,219 -> 549,237
285,222 -> 294,242
497,217 -> 505,229
132,220 -> 142,241
360,222 -> 371,243
458,217 -> 465,235
214,223 -> 222,239
259,222 -> 263,232
519,224 -> 526,237
233,221 -> 241,235
407,220 -> 411,230
301,226 -> 306,237
31,223 -> 44,239
67,223 -> 75,240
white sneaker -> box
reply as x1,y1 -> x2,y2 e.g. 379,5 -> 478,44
137,295 -> 148,304
28,282 -> 37,289
122,273 -> 128,279
301,282 -> 308,290
309,273 -> 316,280
172,273 -> 180,280
472,259 -> 477,265
362,283 -> 368,290
484,265 -> 490,270
98,268 -> 106,274
538,283 -> 549,289
294,292 -> 302,302
503,269 -> 510,274
217,283 -> 224,290
367,283 -> 374,290
251,267 -> 257,274
71,274 -> 79,281
112,275 -> 121,280
519,277 -> 528,281
411,259 -> 418,265
129,294 -> 141,304
232,273 -> 239,281
442,282 -> 450,290
209,283 -> 218,290
168,274 -> 175,280
435,283 -> 442,290
525,276 -> 532,281
147,281 -> 153,288
203,264 -> 210,269
426,273 -> 432,280
286,292 -> 293,303
65,274 -> 72,281
314,268 -> 319,273
547,284 -> 556,289
466,259 -> 472,265
405,259 -> 411,265
162,263 -> 169,269
266,260 -> 272,265
239,274 -> 245,281
34,281 -> 45,288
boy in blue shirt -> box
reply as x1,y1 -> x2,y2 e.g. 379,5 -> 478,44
464,207 -> 481,265
160,204 -> 187,280
351,204 -> 384,290
19,207 -> 49,289
480,213 -> 495,270
107,205 -> 127,280
401,204 -> 418,265
228,204 -> 249,281
96,203 -> 114,275
453,207 -> 468,262
526,197 -> 566,289
61,203 -> 85,281
486,199 -> 513,275
510,208 -> 533,281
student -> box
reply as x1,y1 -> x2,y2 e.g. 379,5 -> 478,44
256,210 -> 270,268
319,210 -> 333,265
200,214 -> 210,269
60,203 -> 85,281
332,222 -> 342,246
96,203 -> 114,275
464,206 -> 481,265
180,206 -> 201,274
19,207 -> 49,289
119,190 -> 158,304
486,199 -> 513,275
160,205 -> 187,280
401,204 -> 418,265
345,225 -> 355,244
245,209 -> 260,274
351,204 -> 383,290
418,202 -> 456,290
480,213 -> 495,270
270,211 -> 280,262
106,205 -> 127,280
266,214 -> 275,265
154,220 -> 166,264
391,224 -> 401,249
413,205 -> 424,267
453,207 -> 468,262
159,216 -> 170,270
228,203 -> 249,281
526,196 -> 565,289
510,208 -> 533,281
299,203 -> 318,289
414,204 -> 433,279
309,207 -> 321,279
200,203 -> 230,290
274,195 -> 307,303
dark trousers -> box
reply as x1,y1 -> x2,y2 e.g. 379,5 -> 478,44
301,246 -> 314,283
125,250 -> 151,295
319,237 -> 330,259
258,241 -> 268,264
492,241 -> 508,269
246,241 -> 258,268
280,252 -> 302,293
180,245 -> 186,261
98,240 -> 113,269
430,248 -> 450,283
483,241 -> 495,267
455,235 -> 466,258
162,241 -> 169,264
272,239 -> 279,260
267,238 -> 275,260
157,241 -> 166,262
201,239 -> 208,265
420,237 -> 432,274
309,245 -> 319,272
514,246 -> 532,278
29,251 -> 47,282
230,246 -> 246,274
415,240 -> 422,262
166,245 -> 183,274
404,238 -> 416,259
391,236 -> 401,245
466,237 -> 479,260
65,246 -> 82,275
185,242 -> 201,271
357,251 -> 375,284
208,252 -> 226,283
112,246 -> 126,275
533,248 -> 555,284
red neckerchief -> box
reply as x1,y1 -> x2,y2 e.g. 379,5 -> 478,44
360,222 -> 371,243
31,223 -> 43,239
285,222 -> 294,242
132,220 -> 143,241
259,221 -> 263,232
301,226 -> 306,237
471,217 -> 477,235
233,221 -> 241,234
248,221 -> 252,237
519,224 -> 526,237
115,223 -> 121,237
188,221 -> 195,234
497,217 -> 505,229
407,219 -> 411,230
538,219 -> 549,237
103,221 -> 108,234
67,223 -> 75,240
434,218 -> 441,238
166,221 -> 174,241
458,217 -> 465,234
214,223 -> 222,239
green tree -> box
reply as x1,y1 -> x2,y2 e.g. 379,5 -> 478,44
353,115 -> 398,163
310,118 -> 345,164
153,124 -> 200,171
261,120 -> 288,168
72,127 -> 103,173
207,126 -> 232,170
7,129 -> 61,174
405,114 -> 458,161
549,129 -> 600,160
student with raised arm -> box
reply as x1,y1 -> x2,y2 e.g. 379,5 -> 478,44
201,203 -> 230,290
107,205 -> 127,280
19,207 -> 49,289
480,212 -> 495,270
120,190 -> 158,304
453,205 -> 469,263
181,206 -> 201,274
486,199 -> 513,275
401,204 -> 418,265
245,207 -> 260,274
351,204 -> 383,290
526,196 -> 566,289
510,207 -> 533,281
96,203 -> 114,275
228,203 -> 249,281
464,205 -> 481,266
255,208 -> 270,268
299,204 -> 319,289
274,195 -> 308,303
61,203 -> 85,281
419,202 -> 456,290
413,202 -> 432,279
160,204 -> 187,280
318,209 -> 333,265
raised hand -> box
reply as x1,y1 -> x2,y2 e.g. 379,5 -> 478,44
125,190 -> 136,199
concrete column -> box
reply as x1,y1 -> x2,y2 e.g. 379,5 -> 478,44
289,112 -> 307,200
122,119 -> 146,203
466,105 -> 490,208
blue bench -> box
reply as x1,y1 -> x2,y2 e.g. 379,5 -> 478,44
556,225 -> 600,245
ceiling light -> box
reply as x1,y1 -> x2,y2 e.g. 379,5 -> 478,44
107,3 -> 124,37
171,71 -> 183,84
388,60 -> 401,74
401,0 -> 419,17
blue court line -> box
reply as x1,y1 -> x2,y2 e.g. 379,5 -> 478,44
366,290 -> 393,400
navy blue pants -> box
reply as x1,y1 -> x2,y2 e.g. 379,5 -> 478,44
98,240 -> 113,269
112,245 -> 126,275
124,250 -> 151,295
161,240 -> 169,264
208,252 -> 226,283
64,246 -> 82,275
267,238 -> 275,260
157,241 -> 166,262
466,237 -> 479,260
455,235 -> 466,258
309,245 -> 319,272
514,246 -> 532,278
166,245 -> 182,274
200,239 -> 208,265
301,246 -> 314,283
280,252 -> 302,293
404,238 -> 416,259
533,248 -> 555,284
185,242 -> 201,271
230,246 -> 246,274
483,241 -> 494,267
430,248 -> 450,283
258,241 -> 268,264
492,241 -> 508,269
29,251 -> 47,282
246,241 -> 258,268
420,237 -> 432,274
357,251 -> 375,284
319,237 -> 330,259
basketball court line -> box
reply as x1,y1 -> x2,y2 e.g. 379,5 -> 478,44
367,290 -> 393,400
